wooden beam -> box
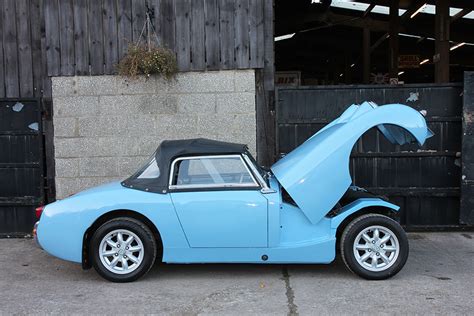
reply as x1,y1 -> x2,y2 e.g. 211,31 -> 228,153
256,0 -> 275,166
416,36 -> 427,43
403,23 -> 472,44
388,0 -> 399,80
363,3 -> 375,18
344,52 -> 352,84
278,9 -> 474,44
435,0 -> 450,83
451,8 -> 471,22
370,33 -> 389,52
430,0 -> 474,10
353,0 -> 389,7
363,28 -> 370,83
400,0 -> 426,21
298,11 -> 390,32
357,0 -> 474,10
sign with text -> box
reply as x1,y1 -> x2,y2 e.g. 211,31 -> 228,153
399,55 -> 420,69
275,71 -> 301,86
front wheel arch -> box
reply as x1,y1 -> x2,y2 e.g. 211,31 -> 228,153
339,213 -> 409,279
335,206 -> 399,249
82,209 -> 163,269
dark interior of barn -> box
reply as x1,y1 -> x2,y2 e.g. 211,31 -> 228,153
274,0 -> 474,85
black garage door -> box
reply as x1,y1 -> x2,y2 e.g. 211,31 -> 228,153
0,99 -> 44,236
276,83 -> 462,229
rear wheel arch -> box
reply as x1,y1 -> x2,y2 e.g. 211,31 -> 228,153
82,209 -> 163,269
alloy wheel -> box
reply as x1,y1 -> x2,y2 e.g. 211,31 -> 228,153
98,229 -> 145,275
352,225 -> 400,272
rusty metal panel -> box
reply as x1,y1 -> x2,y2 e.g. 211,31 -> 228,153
276,83 -> 463,228
0,99 -> 43,236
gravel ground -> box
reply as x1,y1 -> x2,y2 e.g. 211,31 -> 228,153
0,232 -> 472,315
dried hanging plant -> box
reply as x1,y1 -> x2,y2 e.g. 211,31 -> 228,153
117,45 -> 178,79
117,6 -> 177,79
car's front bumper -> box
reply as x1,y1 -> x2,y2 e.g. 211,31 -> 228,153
33,221 -> 42,249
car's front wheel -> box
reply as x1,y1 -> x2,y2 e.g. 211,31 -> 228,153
340,213 -> 408,280
90,217 -> 157,282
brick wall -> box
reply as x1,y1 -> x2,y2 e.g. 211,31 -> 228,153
52,70 -> 256,199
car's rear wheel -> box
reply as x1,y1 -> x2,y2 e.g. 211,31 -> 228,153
90,217 -> 157,282
340,213 -> 408,280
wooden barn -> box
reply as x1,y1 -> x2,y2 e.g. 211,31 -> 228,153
0,0 -> 473,236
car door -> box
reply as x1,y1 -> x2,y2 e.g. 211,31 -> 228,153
169,154 -> 268,248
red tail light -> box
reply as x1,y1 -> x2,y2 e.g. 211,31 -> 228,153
35,206 -> 44,219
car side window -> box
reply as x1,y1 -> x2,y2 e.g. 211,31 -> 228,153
170,155 -> 259,189
137,157 -> 160,179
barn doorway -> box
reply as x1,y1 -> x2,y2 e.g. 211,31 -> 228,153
273,0 -> 472,228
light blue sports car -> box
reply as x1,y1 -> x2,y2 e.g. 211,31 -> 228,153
34,102 -> 433,282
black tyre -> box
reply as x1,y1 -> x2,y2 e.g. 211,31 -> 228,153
90,217 -> 157,282
340,213 -> 409,280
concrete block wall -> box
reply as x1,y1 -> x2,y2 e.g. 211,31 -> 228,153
52,70 -> 256,199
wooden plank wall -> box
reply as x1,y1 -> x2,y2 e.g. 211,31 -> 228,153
39,0 -> 266,74
0,0 -> 55,202
0,0 -> 48,98
0,0 -> 276,196
0,0 -> 269,95
255,0 -> 275,166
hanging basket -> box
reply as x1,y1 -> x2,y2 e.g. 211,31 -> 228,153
116,6 -> 177,79
117,45 -> 178,79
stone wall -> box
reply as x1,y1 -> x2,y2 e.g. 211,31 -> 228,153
52,70 -> 256,199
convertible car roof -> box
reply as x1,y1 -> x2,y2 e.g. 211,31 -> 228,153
158,138 -> 248,157
122,138 -> 248,193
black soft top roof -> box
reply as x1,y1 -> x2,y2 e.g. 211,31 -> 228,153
122,138 -> 248,193
158,138 -> 247,158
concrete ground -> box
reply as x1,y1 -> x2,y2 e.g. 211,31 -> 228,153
0,232 -> 472,315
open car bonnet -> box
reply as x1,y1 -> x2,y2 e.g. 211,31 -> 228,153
271,102 -> 434,224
